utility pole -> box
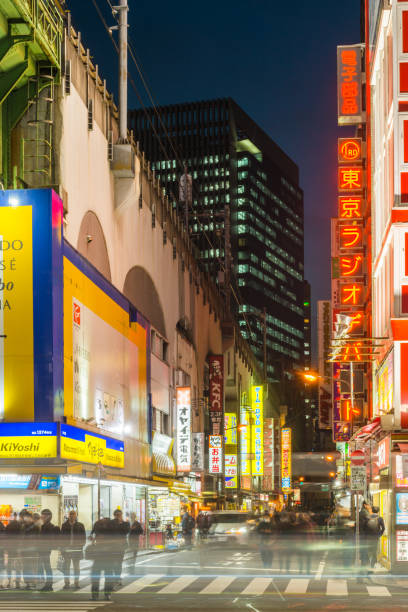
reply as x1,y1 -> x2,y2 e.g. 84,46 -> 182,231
117,0 -> 128,143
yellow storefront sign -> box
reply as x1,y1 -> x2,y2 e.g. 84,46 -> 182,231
0,423 -> 57,458
60,423 -> 124,468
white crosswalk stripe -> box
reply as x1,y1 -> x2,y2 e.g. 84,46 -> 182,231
117,573 -> 165,594
284,578 -> 309,594
366,585 -> 391,597
157,575 -> 198,594
199,576 -> 236,594
241,577 -> 272,595
0,576 -> 400,599
0,603 -> 107,610
326,579 -> 348,596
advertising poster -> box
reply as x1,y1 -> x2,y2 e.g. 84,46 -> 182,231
397,531 -> 408,562
396,493 -> 408,525
240,406 -> 250,476
209,355 -> 223,436
224,413 -> 237,445
281,427 -> 292,490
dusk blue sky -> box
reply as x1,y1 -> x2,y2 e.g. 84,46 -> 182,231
67,0 -> 361,354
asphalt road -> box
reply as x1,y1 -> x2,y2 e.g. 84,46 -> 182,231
0,542 -> 408,611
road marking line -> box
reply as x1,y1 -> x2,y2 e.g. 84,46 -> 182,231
366,585 -> 391,597
326,579 -> 348,596
199,576 -> 236,594
241,577 -> 272,595
284,578 -> 309,594
116,573 -> 164,594
157,575 -> 198,594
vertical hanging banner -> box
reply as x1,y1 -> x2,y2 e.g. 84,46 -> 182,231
281,427 -> 292,491
225,454 -> 238,488
240,402 -> 251,477
176,387 -> 191,472
262,418 -> 275,491
317,301 -> 332,429
209,434 -> 222,474
191,432 -> 204,471
224,413 -> 237,444
337,45 -> 363,125
251,385 -> 264,476
209,355 -> 223,435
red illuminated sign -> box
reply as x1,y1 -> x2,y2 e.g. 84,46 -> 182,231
338,167 -> 364,192
340,399 -> 361,420
338,196 -> 363,219
340,283 -> 364,306
338,138 -> 362,163
337,45 -> 363,125
339,225 -> 363,249
339,255 -> 363,277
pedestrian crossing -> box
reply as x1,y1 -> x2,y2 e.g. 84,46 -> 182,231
0,602 -> 108,610
0,575 -> 399,599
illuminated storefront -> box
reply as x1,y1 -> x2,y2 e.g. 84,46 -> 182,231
0,189 -> 153,529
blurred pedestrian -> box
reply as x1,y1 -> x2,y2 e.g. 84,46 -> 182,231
5,513 -> 22,589
19,510 -> 40,590
256,510 -> 276,569
297,513 -> 315,575
359,501 -> 372,567
181,509 -> 195,548
127,514 -> 143,574
111,509 -> 130,588
196,512 -> 210,540
38,509 -> 60,591
60,510 -> 86,590
366,505 -> 385,569
90,517 -> 115,601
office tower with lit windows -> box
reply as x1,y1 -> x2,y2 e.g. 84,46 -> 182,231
129,98 -> 304,378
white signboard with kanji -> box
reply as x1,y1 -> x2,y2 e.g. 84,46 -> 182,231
209,435 -> 222,474
350,465 -> 366,491
176,387 -> 191,472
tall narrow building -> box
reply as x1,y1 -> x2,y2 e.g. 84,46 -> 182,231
129,98 -> 304,379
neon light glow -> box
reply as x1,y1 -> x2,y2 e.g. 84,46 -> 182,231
340,284 -> 363,305
340,255 -> 363,277
338,167 -> 363,191
338,138 -> 362,162
340,225 -> 363,249
339,196 -> 363,218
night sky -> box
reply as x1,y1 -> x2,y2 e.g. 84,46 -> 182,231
67,0 -> 361,355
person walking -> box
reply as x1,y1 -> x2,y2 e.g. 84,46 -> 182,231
110,509 -> 130,588
256,510 -> 276,569
89,517 -> 115,601
19,510 -> 40,590
5,513 -> 22,589
196,512 -> 210,541
181,509 -> 195,548
38,509 -> 60,591
366,505 -> 385,569
60,510 -> 86,589
359,501 -> 372,567
127,515 -> 143,574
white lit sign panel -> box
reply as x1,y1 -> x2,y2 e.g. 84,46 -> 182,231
225,454 -> 237,488
176,387 -> 191,472
209,435 -> 222,474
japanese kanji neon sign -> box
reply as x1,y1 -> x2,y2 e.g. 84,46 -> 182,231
338,166 -> 364,191
337,45 -> 363,125
338,196 -> 363,219
338,138 -> 362,163
340,283 -> 364,306
340,399 -> 361,420
339,255 -> 363,277
339,225 -> 363,249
